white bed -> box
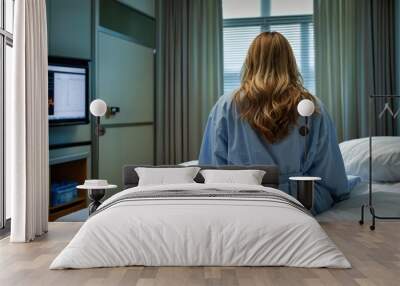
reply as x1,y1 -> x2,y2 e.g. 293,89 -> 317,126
317,181 -> 400,221
50,183 -> 350,269
318,137 -> 400,222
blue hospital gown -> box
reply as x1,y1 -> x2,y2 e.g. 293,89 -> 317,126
198,93 -> 349,214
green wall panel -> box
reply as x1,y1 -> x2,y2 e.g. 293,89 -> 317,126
99,125 -> 154,197
97,30 -> 155,193
98,31 -> 154,124
49,125 -> 91,145
47,0 -> 91,59
99,0 -> 155,48
47,0 -> 92,147
117,0 -> 155,18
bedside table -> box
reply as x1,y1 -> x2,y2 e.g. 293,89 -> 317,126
289,176 -> 321,210
77,180 -> 117,215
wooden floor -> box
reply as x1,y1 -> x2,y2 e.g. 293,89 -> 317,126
0,222 -> 399,286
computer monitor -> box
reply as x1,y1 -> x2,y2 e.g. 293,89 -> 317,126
48,57 -> 89,126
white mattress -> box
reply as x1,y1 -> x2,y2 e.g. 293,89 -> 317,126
50,183 -> 350,269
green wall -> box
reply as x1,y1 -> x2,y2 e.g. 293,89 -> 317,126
96,1 -> 155,190
99,0 -> 155,48
117,0 -> 155,17
47,0 -> 156,186
47,0 -> 91,59
47,0 -> 155,146
47,0 -> 92,146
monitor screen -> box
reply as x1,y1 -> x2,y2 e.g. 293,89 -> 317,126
48,61 -> 88,125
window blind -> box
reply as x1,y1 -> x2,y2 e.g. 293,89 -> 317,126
223,15 -> 315,94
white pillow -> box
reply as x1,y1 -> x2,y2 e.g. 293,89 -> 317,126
179,160 -> 199,166
339,137 -> 400,182
200,169 -> 266,185
135,167 -> 201,186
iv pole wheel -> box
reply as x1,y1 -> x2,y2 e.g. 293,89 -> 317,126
370,225 -> 375,231
359,220 -> 364,225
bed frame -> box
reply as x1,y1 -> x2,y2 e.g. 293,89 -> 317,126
123,165 -> 280,190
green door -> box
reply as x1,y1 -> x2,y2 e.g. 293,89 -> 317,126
97,31 -> 154,196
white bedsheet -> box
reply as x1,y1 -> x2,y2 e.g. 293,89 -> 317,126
317,181 -> 400,221
50,183 -> 350,269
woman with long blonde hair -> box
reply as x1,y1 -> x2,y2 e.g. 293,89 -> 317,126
199,32 -> 348,213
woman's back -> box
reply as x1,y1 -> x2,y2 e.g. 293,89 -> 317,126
198,32 -> 348,214
199,92 -> 305,168
198,92 -> 349,214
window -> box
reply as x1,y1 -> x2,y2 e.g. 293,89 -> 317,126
222,0 -> 315,94
1,0 -> 14,229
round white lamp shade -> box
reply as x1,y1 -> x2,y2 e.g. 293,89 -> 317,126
90,99 -> 107,117
297,99 -> 315,117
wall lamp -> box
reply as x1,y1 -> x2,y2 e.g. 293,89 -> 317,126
90,99 -> 107,137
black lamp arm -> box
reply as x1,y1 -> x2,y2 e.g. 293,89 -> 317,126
298,116 -> 310,162
95,116 -> 106,136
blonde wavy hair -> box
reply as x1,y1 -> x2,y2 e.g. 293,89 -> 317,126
234,32 -> 315,143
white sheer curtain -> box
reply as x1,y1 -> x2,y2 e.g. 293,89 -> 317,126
8,0 -> 49,242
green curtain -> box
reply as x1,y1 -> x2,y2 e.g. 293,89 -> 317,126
155,0 -> 223,164
314,0 -> 396,141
